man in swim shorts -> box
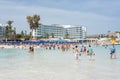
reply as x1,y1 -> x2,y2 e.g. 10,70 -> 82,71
73,46 -> 81,60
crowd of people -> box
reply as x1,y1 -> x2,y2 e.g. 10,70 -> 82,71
72,45 -> 95,60
34,43 -> 117,60
0,42 -> 117,60
28,43 -> 100,60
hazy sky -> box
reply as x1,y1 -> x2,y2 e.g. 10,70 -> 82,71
0,0 -> 120,35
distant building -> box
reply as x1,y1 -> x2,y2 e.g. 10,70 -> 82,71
33,24 -> 87,39
107,31 -> 120,38
64,25 -> 87,39
33,24 -> 65,38
0,23 -> 6,39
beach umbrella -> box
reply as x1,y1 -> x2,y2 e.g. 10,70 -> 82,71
110,39 -> 116,44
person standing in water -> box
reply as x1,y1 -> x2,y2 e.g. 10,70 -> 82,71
83,47 -> 87,54
29,45 -> 34,54
73,46 -> 81,60
110,44 -> 116,59
87,45 -> 95,60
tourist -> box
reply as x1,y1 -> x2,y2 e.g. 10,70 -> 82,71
87,45 -> 95,60
110,44 -> 116,59
29,45 -> 34,53
80,45 -> 84,53
83,47 -> 87,54
73,46 -> 81,60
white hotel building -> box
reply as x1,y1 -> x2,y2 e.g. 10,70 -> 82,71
33,24 -> 65,38
64,25 -> 87,39
33,24 -> 87,39
0,23 -> 6,38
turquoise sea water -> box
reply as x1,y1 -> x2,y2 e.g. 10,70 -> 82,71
0,45 -> 120,80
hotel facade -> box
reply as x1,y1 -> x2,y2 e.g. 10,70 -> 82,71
33,24 -> 87,39
0,23 -> 6,38
65,25 -> 87,39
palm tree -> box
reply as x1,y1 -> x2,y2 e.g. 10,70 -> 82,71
45,33 -> 49,39
7,20 -> 13,30
26,16 -> 34,38
65,32 -> 70,39
21,30 -> 24,38
24,30 -> 27,39
51,33 -> 54,38
5,20 -> 13,40
13,27 -> 16,39
26,14 -> 40,38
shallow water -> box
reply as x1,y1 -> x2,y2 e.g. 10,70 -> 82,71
0,45 -> 120,80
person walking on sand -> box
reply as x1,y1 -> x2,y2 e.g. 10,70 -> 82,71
73,46 -> 81,60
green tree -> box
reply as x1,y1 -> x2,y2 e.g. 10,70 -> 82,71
26,14 -> 40,38
110,35 -> 116,40
24,30 -> 27,39
29,32 -> 32,38
51,33 -> 54,38
12,27 -> 16,39
45,33 -> 49,39
106,35 -> 109,38
37,36 -> 45,39
10,28 -> 16,40
7,20 -> 13,29
21,30 -> 24,38
5,26 -> 10,39
65,32 -> 70,39
5,20 -> 14,40
16,34 -> 22,38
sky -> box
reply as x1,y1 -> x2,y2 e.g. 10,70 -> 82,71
0,0 -> 120,35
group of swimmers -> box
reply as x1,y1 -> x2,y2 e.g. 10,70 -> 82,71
39,43 -> 96,60
28,43 -> 117,60
73,45 -> 95,60
41,44 -> 71,51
